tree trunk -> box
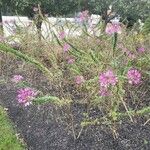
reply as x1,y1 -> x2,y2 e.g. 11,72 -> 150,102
34,14 -> 42,41
101,9 -> 108,32
36,19 -> 42,41
83,0 -> 88,10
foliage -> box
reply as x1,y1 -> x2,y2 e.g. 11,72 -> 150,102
1,0 -> 150,22
142,17 -> 150,34
87,0 -> 150,26
2,0 -> 78,17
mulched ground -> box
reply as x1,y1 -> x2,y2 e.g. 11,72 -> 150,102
0,82 -> 150,150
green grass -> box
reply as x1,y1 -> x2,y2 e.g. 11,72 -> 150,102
0,106 -> 25,150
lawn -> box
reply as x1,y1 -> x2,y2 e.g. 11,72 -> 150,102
0,106 -> 25,150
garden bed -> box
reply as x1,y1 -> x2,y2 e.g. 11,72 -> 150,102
0,15 -> 150,149
0,77 -> 150,150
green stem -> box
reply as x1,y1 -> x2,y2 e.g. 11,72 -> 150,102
112,33 -> 117,56
117,106 -> 150,118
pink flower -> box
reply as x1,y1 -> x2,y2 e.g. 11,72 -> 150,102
128,52 -> 136,60
11,75 -> 24,83
105,23 -> 121,35
67,58 -> 75,64
17,87 -> 37,106
99,70 -> 118,87
137,47 -> 145,53
59,31 -> 65,40
63,43 -> 70,52
75,10 -> 90,24
127,69 -> 141,85
75,76 -> 85,85
79,10 -> 89,22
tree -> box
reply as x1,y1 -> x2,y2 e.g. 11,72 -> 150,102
0,0 -> 12,34
114,0 -> 150,27
85,0 -> 150,27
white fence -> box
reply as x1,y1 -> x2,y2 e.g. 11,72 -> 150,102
2,15 -> 101,41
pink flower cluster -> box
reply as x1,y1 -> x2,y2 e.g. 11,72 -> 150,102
118,44 -> 136,60
99,70 -> 118,87
105,23 -> 121,35
11,75 -> 24,83
67,57 -> 75,64
137,47 -> 145,53
63,43 -> 70,52
75,75 -> 85,85
127,69 -> 141,85
59,31 -> 66,40
79,10 -> 89,22
17,87 -> 37,106
99,70 -> 118,96
76,10 -> 90,24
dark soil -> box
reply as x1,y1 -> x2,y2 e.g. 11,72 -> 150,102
0,83 -> 150,150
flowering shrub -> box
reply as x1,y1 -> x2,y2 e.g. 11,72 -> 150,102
0,10 -> 150,140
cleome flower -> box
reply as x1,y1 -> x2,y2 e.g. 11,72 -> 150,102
67,58 -> 75,64
127,69 -> 141,85
11,75 -> 24,83
75,10 -> 90,25
17,87 -> 37,106
137,47 -> 145,53
59,31 -> 66,40
105,22 -> 121,35
75,75 -> 85,85
63,43 -> 71,52
99,70 -> 118,87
